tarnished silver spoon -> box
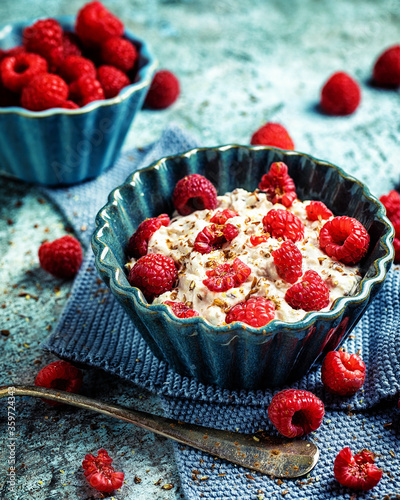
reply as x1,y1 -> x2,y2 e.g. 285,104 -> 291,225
0,385 -> 319,478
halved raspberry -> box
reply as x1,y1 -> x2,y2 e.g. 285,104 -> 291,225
373,45 -> 400,88
250,234 -> 270,246
250,122 -> 295,150
285,270 -> 330,311
225,296 -> 275,328
69,75 -> 105,106
76,1 -> 124,46
379,189 -> 400,225
145,69 -> 180,109
209,209 -> 238,225
268,388 -> 325,438
193,223 -> 238,254
172,174 -> 218,216
38,235 -> 83,279
101,37 -> 138,72
62,32 -> 82,57
59,55 -> 96,83
203,258 -> 251,292
319,216 -> 370,265
272,240 -> 303,284
21,73 -> 69,111
83,449 -> 124,493
321,350 -> 366,396
306,201 -> 333,221
258,162 -> 297,207
97,64 -> 130,98
0,52 -> 48,93
128,253 -> 177,300
127,214 -> 170,258
23,18 -> 64,69
263,209 -> 304,242
334,447 -> 383,491
164,301 -> 199,318
35,360 -> 83,406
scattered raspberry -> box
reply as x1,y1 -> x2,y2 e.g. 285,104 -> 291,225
285,270 -> 330,311
320,72 -> 361,115
321,350 -> 366,396
127,214 -> 170,258
250,122 -> 295,150
373,45 -> 400,88
21,73 -> 69,111
59,55 -> 96,83
272,240 -> 303,284
62,32 -> 82,57
209,209 -> 238,225
0,52 -> 48,93
225,296 -> 275,328
69,75 -> 105,106
97,64 -> 130,98
268,388 -> 324,438
128,253 -> 177,300
145,70 -> 180,109
83,449 -> 124,493
262,209 -> 304,242
172,174 -> 218,216
203,258 -> 251,292
23,18 -> 64,69
76,1 -> 124,46
35,360 -> 83,406
164,301 -> 199,318
250,234 -> 270,246
334,447 -> 383,491
193,223 -> 238,254
306,201 -> 333,221
319,216 -> 370,265
101,37 -> 138,72
258,161 -> 297,207
38,235 -> 83,279
379,189 -> 400,225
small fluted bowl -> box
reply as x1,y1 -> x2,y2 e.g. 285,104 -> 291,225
92,146 -> 394,389
0,16 -> 157,185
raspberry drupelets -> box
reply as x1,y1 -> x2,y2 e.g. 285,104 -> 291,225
321,350 -> 366,396
82,449 -> 124,493
334,447 -> 383,491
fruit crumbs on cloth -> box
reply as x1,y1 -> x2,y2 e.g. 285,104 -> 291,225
41,125 -> 400,499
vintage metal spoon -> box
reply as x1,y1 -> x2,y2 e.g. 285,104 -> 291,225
0,385 -> 319,478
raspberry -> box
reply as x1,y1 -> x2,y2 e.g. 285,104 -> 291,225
321,350 -> 366,396
23,18 -> 64,69
164,301 -> 199,318
272,240 -> 303,284
306,201 -> 333,221
128,253 -> 177,300
127,214 -> 170,258
62,32 -> 82,57
209,209 -> 238,225
35,360 -> 83,406
250,122 -> 295,150
268,388 -> 324,438
334,447 -> 383,491
320,72 -> 361,115
258,161 -> 297,207
60,100 -> 80,109
0,46 -> 25,62
21,73 -> 69,111
225,296 -> 275,328
100,37 -> 138,72
203,258 -> 251,292
76,1 -> 124,47
250,234 -> 270,246
193,223 -> 238,254
69,75 -> 105,106
38,235 -> 83,279
172,174 -> 218,216
59,55 -> 96,83
262,209 -> 304,242
97,64 -> 130,98
394,234 -> 400,264
319,216 -> 370,265
0,52 -> 48,93
373,45 -> 400,88
379,189 -> 400,225
145,70 -> 180,109
285,270 -> 330,311
83,449 -> 124,493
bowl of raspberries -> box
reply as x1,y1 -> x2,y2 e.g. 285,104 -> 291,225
92,146 -> 394,390
0,1 -> 157,185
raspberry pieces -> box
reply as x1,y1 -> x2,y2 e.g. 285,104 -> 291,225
321,350 -> 366,396
38,235 -> 83,279
164,301 -> 199,318
128,253 -> 177,300
193,223 -> 238,254
83,449 -> 124,493
258,162 -> 297,208
172,174 -> 218,216
306,201 -> 333,221
334,447 -> 382,491
209,209 -> 238,225
285,270 -> 329,311
35,360 -> 83,406
272,240 -> 303,284
203,258 -> 251,292
225,297 -> 275,328
127,213 -> 170,258
263,209 -> 304,242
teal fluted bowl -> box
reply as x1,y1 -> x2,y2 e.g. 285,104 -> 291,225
92,146 -> 394,389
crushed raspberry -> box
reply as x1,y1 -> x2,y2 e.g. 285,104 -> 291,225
193,223 -> 238,254
203,258 -> 251,292
127,214 -> 170,258
59,55 -> 96,83
258,161 -> 297,207
306,201 -> 333,221
250,234 -> 270,246
101,37 -> 138,72
172,174 -> 218,216
272,240 -> 303,284
225,296 -> 275,328
373,45 -> 400,88
62,32 -> 82,57
319,216 -> 370,265
285,270 -> 330,311
23,18 -> 64,69
69,75 -> 105,106
0,52 -> 48,93
76,1 -> 124,47
164,301 -> 199,318
379,189 -> 400,225
321,350 -> 366,396
145,70 -> 180,109
21,73 -> 69,111
38,235 -> 83,279
97,64 -> 130,98
209,209 -> 238,225
262,209 -> 304,242
320,72 -> 361,115
35,360 -> 83,406
128,253 -> 177,300
250,122 -> 295,150
334,447 -> 383,491
83,449 -> 124,493
268,388 -> 324,438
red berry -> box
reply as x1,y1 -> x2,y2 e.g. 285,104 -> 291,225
0,52 -> 48,93
394,234 -> 400,264
21,73 -> 69,111
193,223 -> 238,254
320,72 -> 361,115
203,258 -> 251,292
128,253 -> 177,300
38,235 -> 83,279
250,122 -> 295,150
23,18 -> 64,69
334,447 -> 383,491
83,449 -> 124,493
69,75 -> 105,106
145,70 -> 180,109
97,64 -> 130,98
209,209 -> 238,225
225,296 -> 275,328
380,189 -> 400,225
172,174 -> 218,216
263,209 -> 304,242
272,240 -> 303,284
250,234 -> 270,246
127,214 -> 170,258
60,100 -> 80,109
321,350 -> 366,396
268,388 -> 324,438
164,301 -> 199,318
62,32 -> 82,57
59,55 -> 96,83
258,161 -> 297,207
0,46 -> 25,63
373,45 -> 400,88
306,201 -> 333,221
101,37 -> 138,72
35,360 -> 83,406
76,1 -> 124,47
285,270 -> 330,311
319,216 -> 370,265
